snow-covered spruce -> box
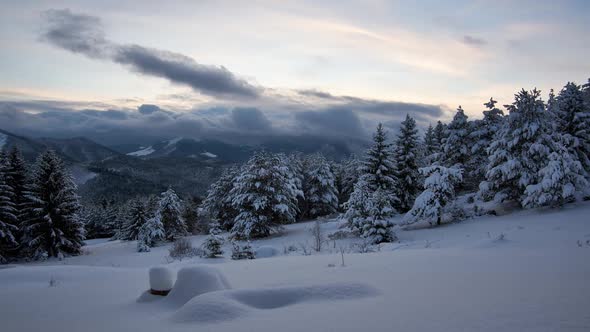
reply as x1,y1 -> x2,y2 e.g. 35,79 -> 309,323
230,152 -> 299,239
201,166 -> 239,231
341,177 -> 372,231
22,150 -> 85,260
356,188 -> 397,244
404,166 -> 462,226
0,152 -> 18,263
469,98 -> 505,184
393,114 -> 421,212
481,88 -> 586,207
202,222 -> 224,258
121,198 -> 149,241
338,154 -> 362,205
554,82 -> 590,176
360,123 -> 398,197
303,153 -> 339,218
441,106 -> 471,180
422,123 -> 437,165
157,187 -> 187,241
137,214 -> 165,252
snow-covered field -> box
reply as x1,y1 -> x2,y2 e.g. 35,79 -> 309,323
2,202 -> 590,331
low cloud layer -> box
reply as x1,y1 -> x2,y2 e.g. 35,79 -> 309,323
41,9 -> 260,99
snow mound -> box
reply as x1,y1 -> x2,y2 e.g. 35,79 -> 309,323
149,266 -> 175,291
171,283 -> 379,324
162,266 -> 231,308
254,246 -> 279,258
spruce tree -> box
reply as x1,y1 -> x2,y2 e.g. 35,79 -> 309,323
122,198 -> 148,241
0,153 -> 18,263
137,214 -> 165,252
359,123 -> 398,207
230,152 -> 299,239
304,153 -> 339,218
481,88 -> 586,207
157,187 -> 187,241
201,166 -> 239,231
469,98 -> 505,183
22,150 -> 85,259
341,177 -> 372,231
4,147 -> 28,252
202,221 -> 224,257
339,155 -> 361,205
358,188 -> 396,244
432,121 -> 446,162
423,124 -> 437,165
555,82 -> 590,176
404,166 -> 462,226
393,114 -> 421,212
441,106 -> 471,171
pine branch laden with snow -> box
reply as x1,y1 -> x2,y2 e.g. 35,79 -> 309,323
201,166 -> 240,231
393,114 -> 421,212
21,150 -> 85,260
303,153 -> 339,219
230,152 -> 299,239
157,187 -> 188,241
404,166 -> 462,226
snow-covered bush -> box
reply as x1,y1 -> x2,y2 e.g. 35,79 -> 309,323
356,189 -> 396,244
404,166 -> 462,226
230,241 -> 255,260
201,222 -> 224,258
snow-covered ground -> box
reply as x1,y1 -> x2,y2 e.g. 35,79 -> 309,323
127,146 -> 155,156
2,202 -> 590,331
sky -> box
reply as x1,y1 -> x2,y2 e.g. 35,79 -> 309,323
1,0 -> 589,143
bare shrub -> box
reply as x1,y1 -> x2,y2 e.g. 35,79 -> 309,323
167,237 -> 202,261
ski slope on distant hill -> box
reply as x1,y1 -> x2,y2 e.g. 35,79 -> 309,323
1,202 -> 590,332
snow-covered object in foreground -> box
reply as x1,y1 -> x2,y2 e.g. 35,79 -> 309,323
149,266 -> 175,293
404,166 -> 462,226
201,222 -> 224,258
358,188 -> 396,244
163,266 -> 231,307
171,282 -> 379,323
254,245 -> 279,258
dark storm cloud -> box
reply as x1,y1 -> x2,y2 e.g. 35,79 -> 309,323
462,35 -> 487,47
230,108 -> 272,131
40,9 -> 108,58
294,108 -> 365,137
40,9 -> 261,99
296,89 -> 445,122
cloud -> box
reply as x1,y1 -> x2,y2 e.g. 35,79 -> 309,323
40,9 -> 260,99
462,35 -> 487,47
296,89 -> 446,122
230,108 -> 272,132
295,108 -> 365,137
